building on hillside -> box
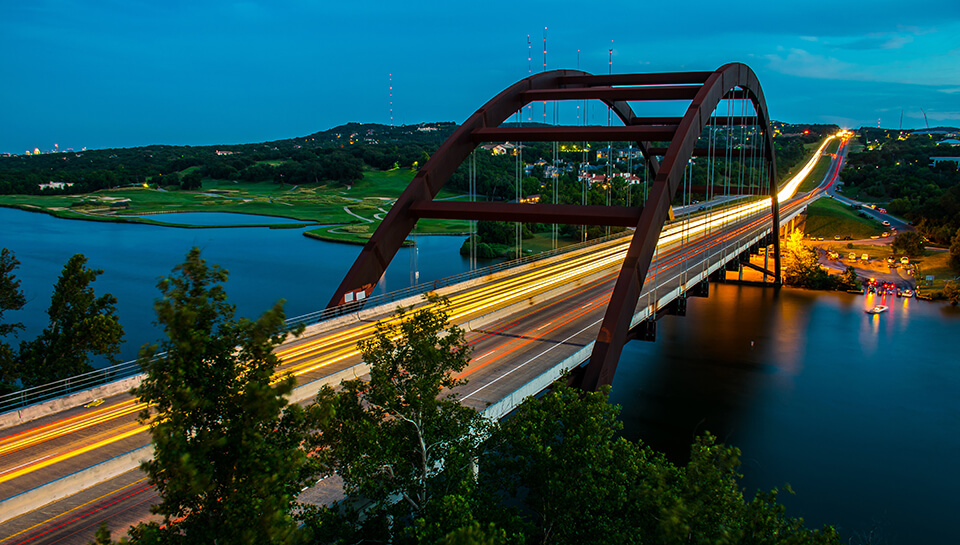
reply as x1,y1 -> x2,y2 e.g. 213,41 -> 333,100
479,142 -> 523,156
39,181 -> 75,190
930,157 -> 960,168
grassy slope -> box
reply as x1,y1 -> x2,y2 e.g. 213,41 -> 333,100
796,139 -> 842,193
804,197 -> 885,239
0,169 -> 470,234
778,137 -> 828,185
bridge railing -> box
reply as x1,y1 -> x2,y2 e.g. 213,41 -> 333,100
287,229 -> 634,327
0,360 -> 144,414
0,230 -> 632,415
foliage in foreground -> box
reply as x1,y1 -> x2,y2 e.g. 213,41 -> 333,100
129,247 -> 317,545
18,253 -> 124,387
305,301 -> 839,545
93,272 -> 838,545
476,383 -> 839,545
304,299 -> 489,544
0,248 -> 26,394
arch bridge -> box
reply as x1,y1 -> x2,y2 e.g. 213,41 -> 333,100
329,63 -> 782,391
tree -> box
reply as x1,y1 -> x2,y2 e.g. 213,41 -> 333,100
950,228 -> 960,274
307,299 -> 488,543
891,231 -> 926,258
783,232 -> 835,290
480,382 -> 841,545
131,247 -> 314,545
0,248 -> 26,393
18,254 -> 123,387
943,281 -> 960,306
478,384 -> 650,544
836,266 -> 861,292
179,169 -> 203,190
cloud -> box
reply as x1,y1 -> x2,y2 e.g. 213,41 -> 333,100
833,33 -> 914,50
940,88 -> 960,94
763,49 -> 855,80
921,110 -> 960,122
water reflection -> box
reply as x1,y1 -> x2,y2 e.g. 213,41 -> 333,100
610,282 -> 960,544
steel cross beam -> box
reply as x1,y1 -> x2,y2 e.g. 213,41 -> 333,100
327,68 -> 657,307
410,201 -> 644,227
576,62 -> 781,390
326,63 -> 781,393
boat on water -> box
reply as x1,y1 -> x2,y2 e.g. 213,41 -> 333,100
866,305 -> 889,314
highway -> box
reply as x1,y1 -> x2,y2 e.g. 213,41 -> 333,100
0,134 -> 849,544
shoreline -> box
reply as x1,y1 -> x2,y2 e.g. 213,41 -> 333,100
1,202 -> 324,231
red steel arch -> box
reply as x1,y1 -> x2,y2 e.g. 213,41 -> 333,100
327,62 -> 780,390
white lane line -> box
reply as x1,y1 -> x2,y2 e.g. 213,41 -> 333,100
0,454 -> 52,477
473,350 -> 495,361
535,320 -> 555,331
462,317 -> 604,401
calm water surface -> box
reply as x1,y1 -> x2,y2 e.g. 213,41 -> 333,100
611,283 -> 960,544
2,207 -> 470,363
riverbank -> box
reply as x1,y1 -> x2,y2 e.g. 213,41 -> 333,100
0,171 -> 471,242
611,281 -> 960,544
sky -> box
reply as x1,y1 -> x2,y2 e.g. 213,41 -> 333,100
2,0 -> 959,154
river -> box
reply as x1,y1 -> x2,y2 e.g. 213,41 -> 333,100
1,207 -> 471,363
4,207 -> 959,543
611,282 -> 960,543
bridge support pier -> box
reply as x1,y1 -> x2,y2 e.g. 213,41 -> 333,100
661,296 -> 687,317
627,319 -> 657,343
689,280 -> 709,298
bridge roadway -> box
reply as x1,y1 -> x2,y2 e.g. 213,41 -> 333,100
0,136 -> 847,542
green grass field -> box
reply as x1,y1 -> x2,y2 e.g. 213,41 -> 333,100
796,139 -> 842,193
797,156 -> 833,193
803,197 -> 885,239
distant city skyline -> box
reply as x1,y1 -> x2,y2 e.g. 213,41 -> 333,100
2,0 -> 959,154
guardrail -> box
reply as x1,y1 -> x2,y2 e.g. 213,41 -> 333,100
0,360 -> 143,415
0,230 -> 632,415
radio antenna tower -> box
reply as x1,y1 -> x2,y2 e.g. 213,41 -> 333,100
389,73 -> 394,127
607,42 -> 613,127
542,27 -> 548,124
576,49 -> 581,124
527,35 -> 532,122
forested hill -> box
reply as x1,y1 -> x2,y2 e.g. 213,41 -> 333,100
0,122 -> 458,195
840,127 -> 960,244
0,120 -> 829,197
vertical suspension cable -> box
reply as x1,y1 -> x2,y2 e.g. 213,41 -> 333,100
605,45 -> 613,237
516,139 -> 522,260
469,149 -> 477,270
705,112 -> 716,277
737,91 -> 747,197
552,104 -> 559,250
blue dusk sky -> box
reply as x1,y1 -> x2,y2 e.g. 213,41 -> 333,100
2,0 -> 959,154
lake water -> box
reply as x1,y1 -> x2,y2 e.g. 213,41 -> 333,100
4,207 -> 958,543
611,283 -> 960,544
1,207 -> 470,363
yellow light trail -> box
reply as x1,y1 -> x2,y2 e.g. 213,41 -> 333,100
0,133 -> 844,486
0,424 -> 149,485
